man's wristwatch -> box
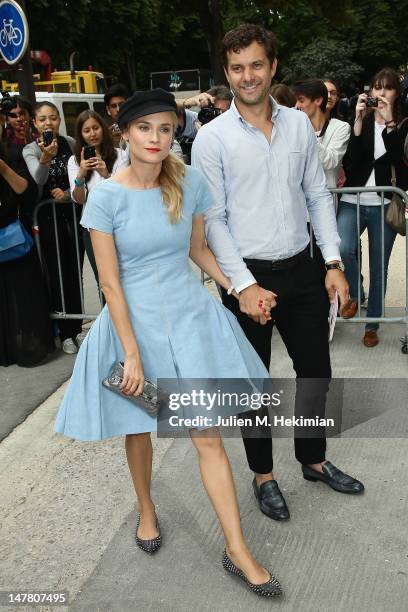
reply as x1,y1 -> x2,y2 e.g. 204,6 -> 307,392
325,261 -> 345,272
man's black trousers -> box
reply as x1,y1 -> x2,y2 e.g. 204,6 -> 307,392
221,251 -> 331,473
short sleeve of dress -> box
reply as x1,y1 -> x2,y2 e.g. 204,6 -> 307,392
192,169 -> 215,217
80,183 -> 115,234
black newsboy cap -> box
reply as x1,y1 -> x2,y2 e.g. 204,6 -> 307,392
117,88 -> 177,130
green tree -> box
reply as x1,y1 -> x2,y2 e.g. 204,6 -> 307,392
26,0 -> 188,89
341,0 -> 408,82
193,0 -> 354,84
23,0 -> 407,94
27,0 -> 90,66
281,38 -> 363,90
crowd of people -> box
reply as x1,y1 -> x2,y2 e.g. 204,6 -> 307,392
0,38 -> 407,364
1,22 -> 408,600
0,92 -> 131,365
162,63 -> 408,349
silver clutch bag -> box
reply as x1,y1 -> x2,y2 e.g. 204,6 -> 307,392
102,362 -> 160,418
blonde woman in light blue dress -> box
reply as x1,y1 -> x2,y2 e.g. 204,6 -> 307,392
55,89 -> 282,598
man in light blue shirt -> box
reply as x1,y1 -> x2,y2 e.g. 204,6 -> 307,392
192,24 -> 364,522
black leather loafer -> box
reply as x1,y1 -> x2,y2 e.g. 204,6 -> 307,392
302,461 -> 364,494
252,478 -> 290,520
222,550 -> 282,598
135,514 -> 161,554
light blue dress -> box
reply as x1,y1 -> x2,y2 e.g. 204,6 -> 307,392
55,167 -> 269,441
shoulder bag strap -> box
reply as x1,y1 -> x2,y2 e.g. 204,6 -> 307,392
391,165 -> 397,187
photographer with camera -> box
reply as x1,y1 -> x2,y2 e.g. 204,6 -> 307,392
177,86 -> 232,162
0,94 -> 55,367
23,102 -> 75,202
0,139 -> 54,367
1,95 -> 37,227
23,102 -> 85,355
104,83 -> 129,148
337,68 -> 408,347
177,86 -> 232,138
0,94 -> 37,166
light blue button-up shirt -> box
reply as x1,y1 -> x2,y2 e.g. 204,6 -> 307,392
191,98 -> 341,292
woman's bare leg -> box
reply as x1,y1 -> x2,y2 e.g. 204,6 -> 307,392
125,432 -> 158,539
190,427 -> 270,584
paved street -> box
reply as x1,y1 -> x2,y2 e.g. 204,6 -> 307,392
0,237 -> 407,611
0,325 -> 407,611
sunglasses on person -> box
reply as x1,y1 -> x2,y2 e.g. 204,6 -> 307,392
7,111 -> 26,119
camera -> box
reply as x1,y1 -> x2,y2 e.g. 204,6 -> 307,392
366,96 -> 378,108
111,123 -> 121,135
84,145 -> 96,160
0,91 -> 17,116
42,129 -> 54,147
197,103 -> 223,125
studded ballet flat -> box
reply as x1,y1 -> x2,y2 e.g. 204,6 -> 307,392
135,513 -> 161,554
222,550 -> 282,597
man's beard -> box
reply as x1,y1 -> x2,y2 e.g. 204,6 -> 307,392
232,82 -> 270,106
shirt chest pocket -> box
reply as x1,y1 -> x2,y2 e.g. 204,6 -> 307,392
288,151 -> 306,183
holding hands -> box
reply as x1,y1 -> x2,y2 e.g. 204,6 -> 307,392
239,284 -> 277,325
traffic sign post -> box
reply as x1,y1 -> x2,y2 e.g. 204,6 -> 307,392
0,0 -> 34,104
0,0 -> 28,64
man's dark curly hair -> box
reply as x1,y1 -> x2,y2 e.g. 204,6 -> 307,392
221,24 -> 278,68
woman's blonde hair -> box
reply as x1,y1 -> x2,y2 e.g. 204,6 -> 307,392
158,112 -> 185,223
125,111 -> 186,224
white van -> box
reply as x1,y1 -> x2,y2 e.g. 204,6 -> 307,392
34,93 -> 106,137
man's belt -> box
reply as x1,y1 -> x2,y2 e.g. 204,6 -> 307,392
243,248 -> 309,271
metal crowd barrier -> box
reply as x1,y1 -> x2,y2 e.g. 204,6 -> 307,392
201,186 -> 408,353
33,198 -> 102,322
34,188 -> 408,353
329,187 -> 407,345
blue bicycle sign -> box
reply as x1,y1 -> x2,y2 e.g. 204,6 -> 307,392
0,0 -> 28,65
0,18 -> 23,46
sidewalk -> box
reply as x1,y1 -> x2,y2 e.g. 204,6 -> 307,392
70,436 -> 407,612
1,320 -> 407,612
